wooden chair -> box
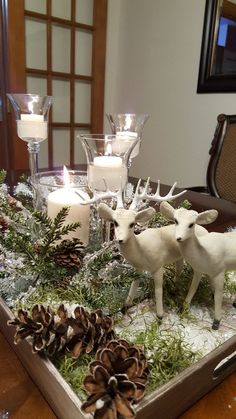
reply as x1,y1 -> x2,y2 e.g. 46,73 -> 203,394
189,114 -> 236,202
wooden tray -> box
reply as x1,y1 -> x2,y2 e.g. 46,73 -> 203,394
1,296 -> 236,419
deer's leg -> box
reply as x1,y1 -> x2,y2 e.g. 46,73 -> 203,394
175,258 -> 184,280
153,267 -> 164,319
185,271 -> 202,305
211,272 -> 224,330
125,278 -> 140,307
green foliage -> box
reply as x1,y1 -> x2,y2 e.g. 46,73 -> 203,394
0,199 -> 82,286
120,319 -> 200,392
0,169 -> 7,184
53,354 -> 92,400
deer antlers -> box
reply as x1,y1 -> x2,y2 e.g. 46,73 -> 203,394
129,178 -> 186,209
78,177 -> 186,210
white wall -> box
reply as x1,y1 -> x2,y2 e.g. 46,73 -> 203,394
104,0 -> 236,187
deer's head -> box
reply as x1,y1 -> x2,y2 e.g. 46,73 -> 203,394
160,202 -> 218,242
98,204 -> 155,243
78,178 -> 187,243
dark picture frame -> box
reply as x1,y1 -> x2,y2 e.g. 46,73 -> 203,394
197,0 -> 236,93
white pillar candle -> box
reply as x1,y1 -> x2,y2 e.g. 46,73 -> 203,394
116,131 -> 139,158
88,155 -> 127,192
47,188 -> 90,245
17,114 -> 47,141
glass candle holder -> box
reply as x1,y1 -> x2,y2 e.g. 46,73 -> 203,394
78,134 -> 139,193
7,93 -> 53,178
33,169 -> 90,246
106,113 -> 149,159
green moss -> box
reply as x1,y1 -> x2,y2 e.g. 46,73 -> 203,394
53,354 -> 92,401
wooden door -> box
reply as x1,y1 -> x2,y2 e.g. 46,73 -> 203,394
0,0 -> 107,183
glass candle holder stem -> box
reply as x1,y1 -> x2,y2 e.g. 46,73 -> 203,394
28,141 -> 40,179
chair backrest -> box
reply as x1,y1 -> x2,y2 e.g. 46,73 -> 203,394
207,113 -> 236,202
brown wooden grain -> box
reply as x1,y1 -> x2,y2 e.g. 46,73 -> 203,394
0,326 -> 235,419
0,331 -> 56,418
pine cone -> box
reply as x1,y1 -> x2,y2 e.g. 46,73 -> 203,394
0,215 -> 9,231
7,195 -> 24,211
81,339 -> 149,418
8,304 -> 115,359
51,238 -> 85,270
7,304 -> 69,356
66,306 -> 115,359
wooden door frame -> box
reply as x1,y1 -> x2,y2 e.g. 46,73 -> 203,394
1,0 -> 107,182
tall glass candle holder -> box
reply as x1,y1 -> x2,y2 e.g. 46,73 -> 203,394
78,134 -> 139,243
7,93 -> 53,178
106,113 -> 149,159
78,134 -> 139,193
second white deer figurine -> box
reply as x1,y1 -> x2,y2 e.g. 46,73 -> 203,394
160,202 -> 236,329
81,179 -> 207,318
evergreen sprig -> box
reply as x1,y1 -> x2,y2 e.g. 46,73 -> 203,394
0,169 -> 7,185
0,199 -> 82,286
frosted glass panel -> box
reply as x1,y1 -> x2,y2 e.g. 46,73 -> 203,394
53,129 -> 70,167
75,31 -> 92,76
27,76 -> 47,96
75,82 -> 91,123
52,0 -> 71,20
76,0 -> 93,25
52,79 -> 70,122
52,25 -> 70,73
25,19 -> 47,70
38,140 -> 48,169
25,0 -> 46,14
74,130 -> 90,164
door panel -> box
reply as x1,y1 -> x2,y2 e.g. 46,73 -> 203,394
0,0 -> 107,181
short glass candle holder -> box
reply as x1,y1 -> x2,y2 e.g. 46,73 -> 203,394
33,170 -> 90,246
78,134 -> 139,193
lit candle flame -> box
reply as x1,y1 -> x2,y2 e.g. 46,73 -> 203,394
124,115 -> 132,130
105,143 -> 112,156
63,165 -> 70,189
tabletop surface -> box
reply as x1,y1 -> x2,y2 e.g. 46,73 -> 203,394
1,186 -> 236,418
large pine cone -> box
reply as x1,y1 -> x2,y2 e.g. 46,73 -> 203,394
8,304 -> 69,356
81,339 -> 149,419
66,306 -> 115,358
8,304 -> 115,358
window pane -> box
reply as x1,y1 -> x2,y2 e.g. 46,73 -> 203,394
38,140 -> 48,169
76,0 -> 93,25
52,0 -> 71,20
53,129 -> 70,167
27,76 -> 47,96
75,30 -> 92,76
25,19 -> 47,70
25,0 -> 46,14
52,25 -> 71,73
74,129 -> 90,164
52,79 -> 70,122
74,82 -> 91,123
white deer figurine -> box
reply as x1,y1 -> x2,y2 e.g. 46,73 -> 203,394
160,202 -> 236,329
80,179 -> 207,318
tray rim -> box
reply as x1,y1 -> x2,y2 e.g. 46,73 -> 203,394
1,296 -> 236,419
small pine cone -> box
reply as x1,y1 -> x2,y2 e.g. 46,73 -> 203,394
7,304 -> 69,356
66,306 -> 115,359
0,216 -> 9,232
53,276 -> 71,290
52,238 -> 85,270
81,339 -> 149,418
7,195 -> 24,211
